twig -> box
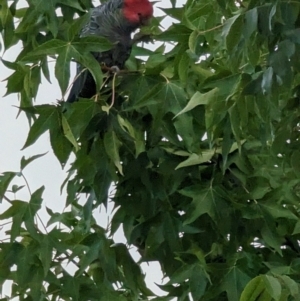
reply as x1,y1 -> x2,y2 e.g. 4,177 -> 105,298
160,73 -> 169,83
21,172 -> 32,196
0,221 -> 13,227
64,67 -> 88,99
2,195 -> 11,203
37,213 -> 48,234
109,72 -> 117,109
197,24 -> 224,35
99,75 -> 110,90
30,63 -> 40,70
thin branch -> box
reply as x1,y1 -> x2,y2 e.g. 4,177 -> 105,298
109,72 -> 117,109
63,67 -> 88,100
2,195 -> 12,203
160,73 -> 169,83
0,221 -> 13,227
197,24 -> 224,35
37,213 -> 48,234
100,75 -> 110,90
21,172 -> 32,196
30,63 -> 40,70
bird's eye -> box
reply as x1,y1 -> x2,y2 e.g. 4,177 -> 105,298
138,12 -> 142,16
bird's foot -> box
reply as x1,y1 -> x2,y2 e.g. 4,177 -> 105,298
101,63 -> 120,74
110,65 -> 120,74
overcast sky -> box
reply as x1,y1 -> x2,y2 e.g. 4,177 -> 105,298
0,0 -> 185,297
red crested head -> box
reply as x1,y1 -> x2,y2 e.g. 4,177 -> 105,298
123,0 -> 153,25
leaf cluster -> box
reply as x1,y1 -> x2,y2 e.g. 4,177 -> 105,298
2,0 -> 300,300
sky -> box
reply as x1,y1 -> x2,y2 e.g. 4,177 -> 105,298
0,0 -> 185,297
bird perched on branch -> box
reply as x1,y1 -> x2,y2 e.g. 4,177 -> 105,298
66,0 -> 153,103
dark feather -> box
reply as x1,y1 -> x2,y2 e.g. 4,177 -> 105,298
67,0 -> 140,103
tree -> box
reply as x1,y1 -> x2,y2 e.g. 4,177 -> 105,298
1,0 -> 300,300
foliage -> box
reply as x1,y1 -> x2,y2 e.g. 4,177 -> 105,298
1,0 -> 300,300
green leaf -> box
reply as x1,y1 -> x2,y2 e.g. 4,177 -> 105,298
240,276 -> 266,301
57,0 -> 85,11
222,14 -> 243,52
146,53 -> 166,69
11,185 -> 25,193
93,168 -> 112,206
222,266 -> 251,301
64,100 -> 101,137
168,264 -> 193,284
0,0 -> 15,49
291,150 -> 300,177
41,58 -> 51,83
28,186 -> 44,215
73,51 -> 103,94
23,187 -> 44,240
68,13 -> 90,40
30,0 -> 58,37
16,241 -> 38,287
280,275 -> 299,297
55,47 -> 72,95
49,116 -> 73,167
174,88 -> 219,118
261,223 -> 283,255
175,151 -> 215,169
178,51 -> 190,83
0,172 -> 17,201
189,265 -> 207,300
61,274 -> 80,301
222,118 -> 234,170
104,130 -> 123,176
163,212 -> 181,252
23,37 -> 110,95
20,153 -> 47,171
261,67 -> 273,94
268,4 -> 277,32
4,65 -> 27,96
76,240 -> 101,276
117,115 -> 145,156
189,30 -> 201,54
292,220 -> 300,235
23,39 -> 67,59
4,2 -> 300,300
61,115 -> 79,152
114,243 -> 149,296
262,275 -> 282,301
0,200 -> 27,241
72,36 -> 112,53
28,265 -> 44,300
180,185 -> 229,224
244,8 -> 258,39
0,0 -> 10,27
260,202 -> 297,220
39,235 -> 52,276
22,105 -> 57,149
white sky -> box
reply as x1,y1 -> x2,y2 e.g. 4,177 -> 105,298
0,0 -> 186,297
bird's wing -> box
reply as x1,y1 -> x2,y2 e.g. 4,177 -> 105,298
81,0 -> 124,38
66,0 -> 131,102
67,1 -> 122,102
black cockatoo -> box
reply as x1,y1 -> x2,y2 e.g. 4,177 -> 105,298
66,0 -> 153,103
